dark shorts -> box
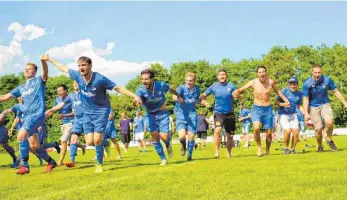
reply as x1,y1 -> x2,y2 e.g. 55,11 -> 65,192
214,112 -> 236,134
121,134 -> 131,144
197,131 -> 207,139
0,127 -> 9,144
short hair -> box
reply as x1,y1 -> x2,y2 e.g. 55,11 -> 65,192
58,84 -> 68,91
185,72 -> 196,81
78,56 -> 92,65
216,68 -> 227,76
141,69 -> 155,79
27,63 -> 37,71
257,65 -> 266,72
312,64 -> 322,69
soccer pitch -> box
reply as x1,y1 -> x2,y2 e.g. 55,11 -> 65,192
1,136 -> 346,200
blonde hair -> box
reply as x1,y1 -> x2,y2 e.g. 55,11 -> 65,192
185,72 -> 196,81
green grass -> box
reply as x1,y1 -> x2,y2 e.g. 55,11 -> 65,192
0,136 -> 346,200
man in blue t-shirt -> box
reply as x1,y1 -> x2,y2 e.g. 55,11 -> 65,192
173,72 -> 201,161
0,57 -> 57,174
234,66 -> 289,157
200,69 -> 239,158
238,104 -> 252,148
52,84 -> 74,165
135,69 -> 183,166
133,111 -> 147,152
302,64 -> 347,152
46,55 -> 141,173
276,77 -> 304,154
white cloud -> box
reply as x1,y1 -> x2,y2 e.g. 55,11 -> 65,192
47,39 -> 162,78
0,22 -> 46,71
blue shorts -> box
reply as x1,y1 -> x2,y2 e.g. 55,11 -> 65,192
298,121 -> 305,132
104,129 -> 118,139
0,127 -> 9,144
72,118 -> 84,135
146,110 -> 170,134
83,113 -> 108,134
242,123 -> 251,134
251,105 -> 274,130
175,112 -> 197,133
38,124 -> 48,144
22,115 -> 45,136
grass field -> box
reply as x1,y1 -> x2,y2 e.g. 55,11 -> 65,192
0,136 -> 346,200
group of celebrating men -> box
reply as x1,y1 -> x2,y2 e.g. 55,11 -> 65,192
0,54 -> 346,175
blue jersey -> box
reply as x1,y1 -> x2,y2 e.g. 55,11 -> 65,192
302,75 -> 336,107
135,81 -> 170,113
204,82 -> 236,114
174,84 -> 201,116
68,69 -> 117,115
10,104 -> 24,130
238,108 -> 252,124
69,91 -> 83,119
10,76 -> 46,119
133,116 -> 145,133
54,96 -> 74,124
277,88 -> 302,115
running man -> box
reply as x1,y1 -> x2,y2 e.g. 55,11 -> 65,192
234,66 -> 289,156
200,69 -> 239,158
173,72 -> 201,161
302,64 -> 347,152
45,55 -> 141,172
133,111 -> 147,152
118,112 -> 131,153
276,76 -> 303,154
134,69 -> 183,165
0,57 -> 57,174
238,104 -> 252,148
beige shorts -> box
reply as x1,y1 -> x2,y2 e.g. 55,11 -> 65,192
60,123 -> 72,142
309,103 -> 333,130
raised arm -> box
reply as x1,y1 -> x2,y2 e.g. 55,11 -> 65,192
0,93 -> 13,102
333,89 -> 347,108
236,80 -> 254,94
45,102 -> 65,119
43,54 -> 69,74
41,55 -> 49,81
169,87 -> 183,103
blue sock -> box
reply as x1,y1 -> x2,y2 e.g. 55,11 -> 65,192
70,143 -> 77,162
43,142 -> 57,149
153,142 -> 166,160
37,145 -> 55,164
188,140 -> 195,158
102,138 -> 110,147
179,138 -> 186,148
19,139 -> 30,168
95,144 -> 104,165
163,136 -> 171,148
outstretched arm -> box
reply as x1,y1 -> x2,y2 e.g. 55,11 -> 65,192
115,86 -> 142,106
272,82 -> 289,107
235,80 -> 253,95
43,54 -> 69,73
0,93 -> 13,102
333,89 -> 347,108
169,88 -> 183,103
45,102 -> 65,119
41,55 -> 49,81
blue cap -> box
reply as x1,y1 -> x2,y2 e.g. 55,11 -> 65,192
288,77 -> 298,83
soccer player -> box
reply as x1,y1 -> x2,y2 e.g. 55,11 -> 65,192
302,64 -> 347,152
0,57 -> 57,174
118,112 -> 131,153
173,72 -> 201,161
134,69 -> 183,165
45,55 -> 141,172
276,77 -> 303,154
234,66 -> 289,156
200,69 -> 239,158
196,111 -> 208,149
238,104 -> 252,148
0,111 -> 17,166
133,111 -> 147,152
103,109 -> 121,160
53,84 -> 74,165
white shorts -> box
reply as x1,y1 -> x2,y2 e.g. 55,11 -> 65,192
60,123 -> 72,142
135,132 -> 144,141
280,114 -> 299,130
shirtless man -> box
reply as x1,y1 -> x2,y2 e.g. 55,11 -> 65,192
234,66 -> 289,156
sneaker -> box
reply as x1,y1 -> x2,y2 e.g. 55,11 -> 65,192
160,159 -> 167,166
167,145 -> 173,158
327,140 -> 338,152
317,146 -> 324,152
290,149 -> 296,154
65,162 -> 75,168
180,145 -> 186,156
95,164 -> 103,173
138,149 -> 142,152
45,162 -> 57,172
284,148 -> 290,154
115,155 -> 121,160
187,156 -> 192,161
213,153 -> 219,159
144,149 -> 148,152
55,142 -> 61,154
10,160 -> 20,169
16,166 -> 30,175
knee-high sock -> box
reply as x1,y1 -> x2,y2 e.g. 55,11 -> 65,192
36,145 -> 55,164
95,144 -> 104,165
153,142 -> 166,160
163,137 -> 171,148
69,143 -> 77,162
3,145 -> 17,163
179,138 -> 186,148
188,140 -> 195,158
19,139 -> 30,168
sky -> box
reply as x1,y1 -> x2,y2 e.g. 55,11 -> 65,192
0,1 -> 347,86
